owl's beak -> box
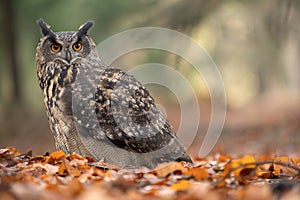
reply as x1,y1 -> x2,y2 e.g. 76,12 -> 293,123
66,51 -> 72,63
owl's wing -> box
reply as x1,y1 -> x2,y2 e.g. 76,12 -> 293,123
72,66 -> 191,166
95,67 -> 181,151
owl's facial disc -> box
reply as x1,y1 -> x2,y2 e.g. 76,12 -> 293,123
46,35 -> 86,65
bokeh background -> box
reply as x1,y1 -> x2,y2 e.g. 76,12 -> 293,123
0,0 -> 299,157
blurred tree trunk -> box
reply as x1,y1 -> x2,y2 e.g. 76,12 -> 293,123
256,0 -> 295,93
2,0 -> 21,103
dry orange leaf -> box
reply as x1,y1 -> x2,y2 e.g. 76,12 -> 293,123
50,150 -> 66,160
257,171 -> 272,179
215,162 -> 231,188
154,162 -> 187,177
67,166 -> 81,177
170,180 -> 192,191
231,154 -> 256,177
58,161 -> 67,175
76,162 -> 91,172
274,156 -> 291,175
58,159 -> 82,177
185,166 -> 209,181
68,153 -> 86,161
292,157 -> 300,168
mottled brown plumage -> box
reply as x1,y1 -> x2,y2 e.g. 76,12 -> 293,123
36,19 -> 192,169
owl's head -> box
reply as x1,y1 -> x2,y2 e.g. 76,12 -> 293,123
36,19 -> 97,66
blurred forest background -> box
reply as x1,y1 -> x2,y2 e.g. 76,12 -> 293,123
0,0 -> 299,157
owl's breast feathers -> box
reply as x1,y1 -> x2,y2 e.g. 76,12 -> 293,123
42,64 -> 78,118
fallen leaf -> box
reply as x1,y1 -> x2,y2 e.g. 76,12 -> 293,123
185,166 -> 209,181
231,154 -> 256,177
58,161 -> 67,176
154,162 -> 187,177
50,150 -> 66,160
274,156 -> 290,175
170,180 -> 192,191
68,153 -> 86,161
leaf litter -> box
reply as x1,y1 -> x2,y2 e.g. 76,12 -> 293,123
1,147 -> 300,199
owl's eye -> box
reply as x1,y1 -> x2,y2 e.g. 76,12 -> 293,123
73,42 -> 82,51
50,43 -> 61,53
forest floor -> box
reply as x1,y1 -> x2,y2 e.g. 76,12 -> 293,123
0,91 -> 300,199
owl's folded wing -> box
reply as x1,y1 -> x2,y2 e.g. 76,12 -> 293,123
95,67 -> 178,152
72,66 -> 192,165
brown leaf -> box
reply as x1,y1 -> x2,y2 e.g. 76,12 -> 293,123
68,153 -> 86,161
215,162 -> 231,188
58,162 -> 68,176
153,162 -> 187,177
67,166 -> 81,177
50,150 -> 66,160
185,166 -> 209,181
231,154 -> 256,177
274,156 -> 292,175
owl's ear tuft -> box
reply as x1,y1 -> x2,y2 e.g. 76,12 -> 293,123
37,18 -> 49,35
77,21 -> 94,38
37,19 -> 55,38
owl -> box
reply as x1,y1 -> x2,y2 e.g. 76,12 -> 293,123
36,19 -> 192,169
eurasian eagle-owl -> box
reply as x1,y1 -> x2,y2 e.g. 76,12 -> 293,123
36,19 -> 192,169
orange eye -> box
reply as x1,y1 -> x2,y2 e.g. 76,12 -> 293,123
73,42 -> 82,51
50,43 -> 61,53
